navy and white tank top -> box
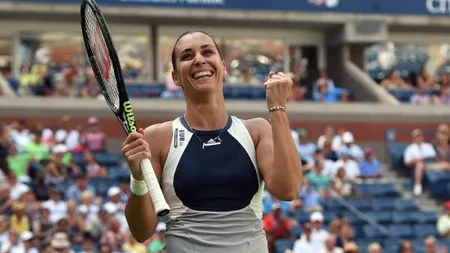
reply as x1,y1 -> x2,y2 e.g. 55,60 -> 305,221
161,115 -> 268,253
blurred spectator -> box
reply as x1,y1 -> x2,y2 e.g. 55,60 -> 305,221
84,208 -> 110,241
0,185 -> 13,216
148,222 -> 166,253
7,173 -> 29,201
21,230 -> 38,253
296,129 -> 317,165
335,222 -> 354,248
343,242 -> 359,253
424,236 -> 447,253
333,147 -> 360,181
431,84 -> 450,105
359,147 -> 382,180
30,169 -> 50,201
105,186 -> 125,213
42,188 -> 67,223
8,119 -> 32,153
437,201 -> 450,238
50,231 -> 73,253
380,69 -> 411,90
309,212 -> 329,246
314,69 -> 335,92
300,182 -> 324,212
410,86 -> 431,105
317,126 -> 336,151
54,116 -> 81,151
80,117 -> 106,153
318,234 -> 343,253
417,67 -> 435,89
83,151 -> 107,178
367,242 -> 382,253
263,203 -> 292,253
399,240 -> 413,253
23,130 -> 49,162
331,128 -> 348,152
341,132 -> 363,162
10,201 -> 30,234
161,73 -> 183,99
0,230 -> 22,253
307,159 -> 330,192
293,222 -> 321,253
403,129 -> 436,196
123,232 -> 147,253
32,206 -> 53,241
331,168 -> 355,198
314,80 -> 338,103
66,174 -> 96,202
79,74 -> 100,98
100,218 -> 126,251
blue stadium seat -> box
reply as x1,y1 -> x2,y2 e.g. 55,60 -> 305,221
296,212 -> 311,224
392,211 -> 414,224
372,198 -> 397,211
368,183 -> 400,198
95,152 -> 120,166
413,224 -> 438,238
274,239 -> 294,253
347,198 -> 373,211
394,199 -> 417,211
367,212 -> 392,225
389,225 -> 413,239
88,177 -> 119,197
108,166 -> 130,179
363,225 -> 389,238
73,153 -> 85,166
291,226 -> 302,239
140,84 -> 165,98
410,211 -> 438,225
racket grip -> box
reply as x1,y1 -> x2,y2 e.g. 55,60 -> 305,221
139,159 -> 170,217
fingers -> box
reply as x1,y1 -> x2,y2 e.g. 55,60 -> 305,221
122,137 -> 147,153
122,131 -> 144,148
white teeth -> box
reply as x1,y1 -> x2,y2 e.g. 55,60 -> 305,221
193,71 -> 213,79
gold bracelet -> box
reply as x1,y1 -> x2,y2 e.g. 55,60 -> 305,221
269,106 -> 286,112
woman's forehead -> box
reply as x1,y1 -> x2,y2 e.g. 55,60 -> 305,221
176,32 -> 215,52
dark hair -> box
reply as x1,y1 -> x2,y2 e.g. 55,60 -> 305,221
171,30 -> 222,71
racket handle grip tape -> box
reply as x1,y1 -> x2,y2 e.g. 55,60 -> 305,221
139,159 -> 170,217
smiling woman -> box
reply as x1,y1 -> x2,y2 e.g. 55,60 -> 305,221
123,30 -> 303,253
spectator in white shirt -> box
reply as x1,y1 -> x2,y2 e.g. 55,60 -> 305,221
309,212 -> 329,246
403,129 -> 437,196
20,231 -> 39,253
42,188 -> 67,223
7,173 -> 29,201
333,147 -> 360,181
341,132 -> 364,162
318,234 -> 344,253
296,129 -> 317,165
293,223 -> 323,253
437,201 -> 450,238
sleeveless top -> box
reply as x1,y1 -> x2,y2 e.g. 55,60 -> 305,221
161,115 -> 268,253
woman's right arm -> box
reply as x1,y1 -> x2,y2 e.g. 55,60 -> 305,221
123,124 -> 165,243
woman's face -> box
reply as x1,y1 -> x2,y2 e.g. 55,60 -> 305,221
172,32 -> 226,96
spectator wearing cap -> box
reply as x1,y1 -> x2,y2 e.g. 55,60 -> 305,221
319,234 -> 344,253
263,203 -> 292,253
80,117 -> 106,153
66,174 -> 96,203
437,201 -> 450,238
341,132 -> 363,162
296,129 -> 317,165
78,190 -> 100,218
358,147 -> 382,180
333,147 -> 360,181
104,186 -> 125,213
309,211 -> 329,246
10,201 -> 30,234
403,129 -> 436,196
21,231 -> 39,253
293,222 -> 322,253
42,188 -> 67,223
50,232 -> 73,253
51,142 -> 80,177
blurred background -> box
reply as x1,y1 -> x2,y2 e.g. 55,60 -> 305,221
1,0 -> 450,252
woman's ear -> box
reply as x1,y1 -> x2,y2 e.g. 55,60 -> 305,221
172,70 -> 181,87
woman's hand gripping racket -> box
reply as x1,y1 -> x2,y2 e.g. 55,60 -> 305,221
80,0 -> 170,217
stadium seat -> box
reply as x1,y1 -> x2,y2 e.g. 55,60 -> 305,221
392,211 -> 414,224
389,225 -> 413,239
95,152 -> 120,166
372,198 -> 397,211
346,198 -> 373,211
413,224 -> 438,238
274,239 -> 294,253
291,226 -> 302,239
88,177 -> 120,197
108,166 -> 130,179
367,212 -> 392,225
368,183 -> 400,198
394,199 -> 418,211
363,225 -> 389,238
296,212 -> 310,224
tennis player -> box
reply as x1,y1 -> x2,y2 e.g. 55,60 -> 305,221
122,31 -> 303,253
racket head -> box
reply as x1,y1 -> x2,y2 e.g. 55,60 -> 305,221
80,0 -> 137,135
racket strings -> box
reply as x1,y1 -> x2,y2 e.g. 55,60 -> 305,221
85,6 -> 120,112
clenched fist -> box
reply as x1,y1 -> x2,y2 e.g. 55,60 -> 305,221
121,128 -> 151,181
264,71 -> 293,110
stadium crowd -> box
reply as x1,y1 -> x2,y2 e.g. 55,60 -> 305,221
1,116 -> 450,253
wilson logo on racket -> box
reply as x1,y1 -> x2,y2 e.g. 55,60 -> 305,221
93,24 -> 112,81
123,101 -> 137,132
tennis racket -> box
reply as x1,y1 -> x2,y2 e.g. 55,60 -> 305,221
80,0 -> 170,217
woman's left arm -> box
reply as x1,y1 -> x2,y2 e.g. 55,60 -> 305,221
251,113 -> 303,201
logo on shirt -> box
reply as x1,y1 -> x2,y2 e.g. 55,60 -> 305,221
179,129 -> 185,147
174,128 -> 178,148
